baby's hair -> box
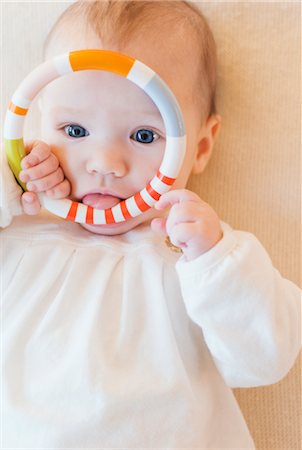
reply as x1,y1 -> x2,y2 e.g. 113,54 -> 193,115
43,0 -> 217,124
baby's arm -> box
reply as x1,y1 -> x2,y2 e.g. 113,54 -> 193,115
153,188 -> 300,387
19,140 -> 70,215
175,221 -> 301,388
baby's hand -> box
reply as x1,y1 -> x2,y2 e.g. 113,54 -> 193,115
19,140 -> 70,215
151,189 -> 223,261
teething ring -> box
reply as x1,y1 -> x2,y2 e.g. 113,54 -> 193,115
4,50 -> 186,224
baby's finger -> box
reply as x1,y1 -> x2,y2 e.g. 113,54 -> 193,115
20,153 -> 59,183
155,189 -> 201,210
165,201 -> 206,230
26,167 -> 64,193
45,178 -> 71,199
21,192 -> 41,215
168,222 -> 197,249
21,141 -> 51,169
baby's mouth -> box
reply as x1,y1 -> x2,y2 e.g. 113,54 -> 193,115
82,193 -> 122,210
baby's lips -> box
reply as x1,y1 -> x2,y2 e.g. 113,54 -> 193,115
82,193 -> 121,210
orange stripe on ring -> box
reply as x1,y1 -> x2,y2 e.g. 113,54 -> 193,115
9,101 -> 28,116
66,201 -> 78,221
105,208 -> 115,224
157,170 -> 176,186
134,193 -> 151,212
146,183 -> 161,201
69,50 -> 134,77
120,200 -> 132,220
86,205 -> 94,224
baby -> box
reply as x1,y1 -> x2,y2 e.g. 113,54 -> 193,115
2,1 -> 301,448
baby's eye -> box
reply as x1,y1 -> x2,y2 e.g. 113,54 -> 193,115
64,124 -> 89,138
131,129 -> 159,144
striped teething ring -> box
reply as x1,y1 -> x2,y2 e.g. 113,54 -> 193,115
4,50 -> 186,224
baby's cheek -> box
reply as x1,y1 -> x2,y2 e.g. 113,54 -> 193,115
134,157 -> 160,184
55,153 -> 80,183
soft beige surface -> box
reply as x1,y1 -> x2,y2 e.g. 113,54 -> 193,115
1,2 -> 301,449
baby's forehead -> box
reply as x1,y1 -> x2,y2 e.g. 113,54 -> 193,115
41,70 -> 161,113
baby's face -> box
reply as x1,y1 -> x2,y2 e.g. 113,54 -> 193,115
40,35 -> 204,235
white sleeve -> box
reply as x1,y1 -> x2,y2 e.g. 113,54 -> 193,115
0,151 -> 23,228
175,222 -> 301,388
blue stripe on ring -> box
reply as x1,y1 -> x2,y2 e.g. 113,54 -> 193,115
143,75 -> 186,138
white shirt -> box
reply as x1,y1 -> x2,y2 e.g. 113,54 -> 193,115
1,160 -> 301,448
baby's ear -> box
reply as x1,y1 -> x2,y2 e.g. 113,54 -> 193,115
191,114 -> 221,175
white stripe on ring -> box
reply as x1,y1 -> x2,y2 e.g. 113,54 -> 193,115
111,203 -> 126,223
93,208 -> 106,225
11,92 -> 31,109
3,110 -> 25,140
139,188 -> 157,206
125,196 -> 143,217
54,53 -> 73,76
39,194 -> 71,219
149,176 -> 172,195
74,203 -> 87,223
127,60 -> 155,89
158,135 -> 187,178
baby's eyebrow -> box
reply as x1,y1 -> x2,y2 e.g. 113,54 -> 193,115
138,110 -> 161,116
124,108 -> 163,119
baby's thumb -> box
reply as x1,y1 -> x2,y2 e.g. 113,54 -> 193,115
151,217 -> 167,236
21,192 -> 41,215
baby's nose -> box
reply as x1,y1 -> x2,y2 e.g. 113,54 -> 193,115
86,145 -> 128,177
